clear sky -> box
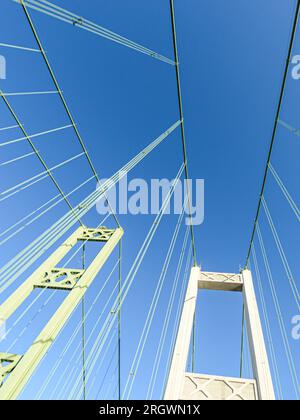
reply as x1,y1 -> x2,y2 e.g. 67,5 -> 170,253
0,0 -> 299,400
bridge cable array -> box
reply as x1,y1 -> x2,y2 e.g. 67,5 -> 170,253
15,0 -> 175,66
245,0 -> 300,267
0,0 -> 299,401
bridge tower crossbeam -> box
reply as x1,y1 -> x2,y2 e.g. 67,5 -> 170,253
164,267 -> 275,400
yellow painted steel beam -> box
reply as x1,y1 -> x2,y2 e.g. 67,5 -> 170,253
0,227 -> 123,400
0,227 -> 84,321
0,354 -> 22,386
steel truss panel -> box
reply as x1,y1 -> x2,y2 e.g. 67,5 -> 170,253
182,373 -> 258,400
0,354 -> 22,385
199,271 -> 243,292
34,268 -> 85,291
77,227 -> 115,242
0,227 -> 84,322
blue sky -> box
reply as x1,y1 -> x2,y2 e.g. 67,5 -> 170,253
0,0 -> 299,400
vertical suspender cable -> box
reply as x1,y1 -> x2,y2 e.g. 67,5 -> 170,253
262,196 -> 299,310
268,163 -> 299,221
252,244 -> 283,399
257,224 -> 299,399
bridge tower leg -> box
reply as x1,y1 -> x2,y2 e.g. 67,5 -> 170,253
164,267 -> 275,400
0,225 -> 123,400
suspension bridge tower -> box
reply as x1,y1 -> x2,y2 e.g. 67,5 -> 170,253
164,267 -> 275,400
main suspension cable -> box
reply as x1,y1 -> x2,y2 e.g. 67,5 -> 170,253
245,0 -> 300,267
0,176 -> 95,247
20,0 -> 121,228
15,0 -> 175,65
0,121 -> 181,295
169,0 -> 197,266
0,90 -> 83,225
0,152 -> 84,202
